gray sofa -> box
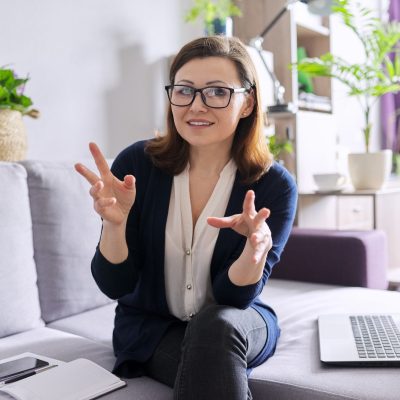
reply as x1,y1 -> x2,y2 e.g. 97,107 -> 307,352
1,160 -> 400,400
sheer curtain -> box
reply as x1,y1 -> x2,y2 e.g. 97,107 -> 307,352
381,0 -> 400,155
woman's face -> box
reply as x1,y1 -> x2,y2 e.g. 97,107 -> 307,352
171,56 -> 254,151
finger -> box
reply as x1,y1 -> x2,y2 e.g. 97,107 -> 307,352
207,215 -> 240,229
75,163 -> 101,186
253,208 -> 271,226
123,175 -> 136,189
250,231 -> 270,248
89,180 -> 104,199
89,142 -> 111,179
94,197 -> 116,213
252,241 -> 270,264
250,232 -> 263,247
253,252 -> 264,265
243,190 -> 256,216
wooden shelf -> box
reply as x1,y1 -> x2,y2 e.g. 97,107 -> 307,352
298,106 -> 332,114
293,2 -> 330,34
297,22 -> 330,38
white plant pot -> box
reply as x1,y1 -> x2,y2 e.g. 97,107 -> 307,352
348,150 -> 392,190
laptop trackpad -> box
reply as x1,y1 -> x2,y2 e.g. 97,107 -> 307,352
319,314 -> 361,363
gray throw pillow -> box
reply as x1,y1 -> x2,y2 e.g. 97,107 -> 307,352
21,160 -> 112,323
0,162 -> 43,337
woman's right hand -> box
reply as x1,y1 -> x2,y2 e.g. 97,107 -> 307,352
75,142 -> 136,226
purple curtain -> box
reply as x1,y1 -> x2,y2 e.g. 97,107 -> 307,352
381,0 -> 400,153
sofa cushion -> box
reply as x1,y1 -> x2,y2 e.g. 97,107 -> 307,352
21,160 -> 112,323
0,162 -> 43,338
0,328 -> 172,400
250,279 -> 400,400
48,302 -> 116,347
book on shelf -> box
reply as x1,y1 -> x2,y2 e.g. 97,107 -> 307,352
0,353 -> 126,400
298,92 -> 332,112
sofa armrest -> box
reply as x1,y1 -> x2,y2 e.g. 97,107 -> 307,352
272,228 -> 388,289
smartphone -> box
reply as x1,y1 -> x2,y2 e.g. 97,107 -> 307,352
0,356 -> 49,381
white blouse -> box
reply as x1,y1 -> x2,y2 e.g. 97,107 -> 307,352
164,159 -> 237,321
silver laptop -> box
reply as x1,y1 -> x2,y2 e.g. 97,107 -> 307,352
318,314 -> 400,366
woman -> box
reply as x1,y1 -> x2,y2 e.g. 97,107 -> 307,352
75,36 -> 297,399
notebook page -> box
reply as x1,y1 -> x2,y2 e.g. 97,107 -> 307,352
0,359 -> 125,400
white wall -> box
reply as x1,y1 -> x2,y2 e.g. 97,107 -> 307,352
2,0 -> 202,160
3,0 -> 385,163
330,0 -> 383,173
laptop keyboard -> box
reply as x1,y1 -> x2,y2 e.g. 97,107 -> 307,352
350,315 -> 400,359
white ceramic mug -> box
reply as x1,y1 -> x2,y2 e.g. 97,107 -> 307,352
313,173 -> 347,191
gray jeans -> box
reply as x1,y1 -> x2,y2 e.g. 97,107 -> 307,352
143,305 -> 268,400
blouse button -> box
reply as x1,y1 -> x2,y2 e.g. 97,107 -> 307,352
189,313 -> 194,318
185,249 -> 191,256
186,284 -> 192,290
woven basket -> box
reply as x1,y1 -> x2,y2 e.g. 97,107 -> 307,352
0,109 -> 27,161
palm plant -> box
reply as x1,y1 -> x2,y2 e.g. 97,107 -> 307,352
296,0 -> 400,153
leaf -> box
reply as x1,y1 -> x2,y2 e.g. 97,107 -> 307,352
384,56 -> 395,79
0,86 -> 8,101
9,104 -> 26,113
0,66 -> 35,113
185,8 -> 201,22
228,3 -> 242,18
19,94 -> 33,107
395,53 -> 400,77
0,69 -> 13,84
370,84 -> 400,97
268,134 -> 293,158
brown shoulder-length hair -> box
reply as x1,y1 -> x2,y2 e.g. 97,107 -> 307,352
145,35 -> 273,184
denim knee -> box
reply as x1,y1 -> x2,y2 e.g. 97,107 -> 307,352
185,305 -> 247,352
174,305 -> 253,400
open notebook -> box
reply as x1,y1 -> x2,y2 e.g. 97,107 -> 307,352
0,355 -> 126,400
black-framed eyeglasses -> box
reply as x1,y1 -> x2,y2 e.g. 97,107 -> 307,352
165,85 -> 250,109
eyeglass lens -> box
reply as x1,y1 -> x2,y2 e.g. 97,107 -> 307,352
168,85 -> 232,108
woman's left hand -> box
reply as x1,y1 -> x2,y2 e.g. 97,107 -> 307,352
207,190 -> 272,264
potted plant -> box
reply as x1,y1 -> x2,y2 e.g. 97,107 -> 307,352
268,133 -> 293,162
296,0 -> 400,189
185,0 -> 242,36
0,67 -> 39,161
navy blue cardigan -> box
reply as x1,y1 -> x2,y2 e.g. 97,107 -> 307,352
91,140 -> 297,376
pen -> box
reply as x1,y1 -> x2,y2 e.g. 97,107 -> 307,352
4,364 -> 58,384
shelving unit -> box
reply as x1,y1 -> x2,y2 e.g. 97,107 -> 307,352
233,0 -> 337,192
234,1 -> 400,287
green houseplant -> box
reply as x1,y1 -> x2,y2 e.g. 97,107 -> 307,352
185,0 -> 242,36
0,68 -> 39,117
296,0 -> 400,189
0,67 -> 39,161
267,133 -> 293,160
